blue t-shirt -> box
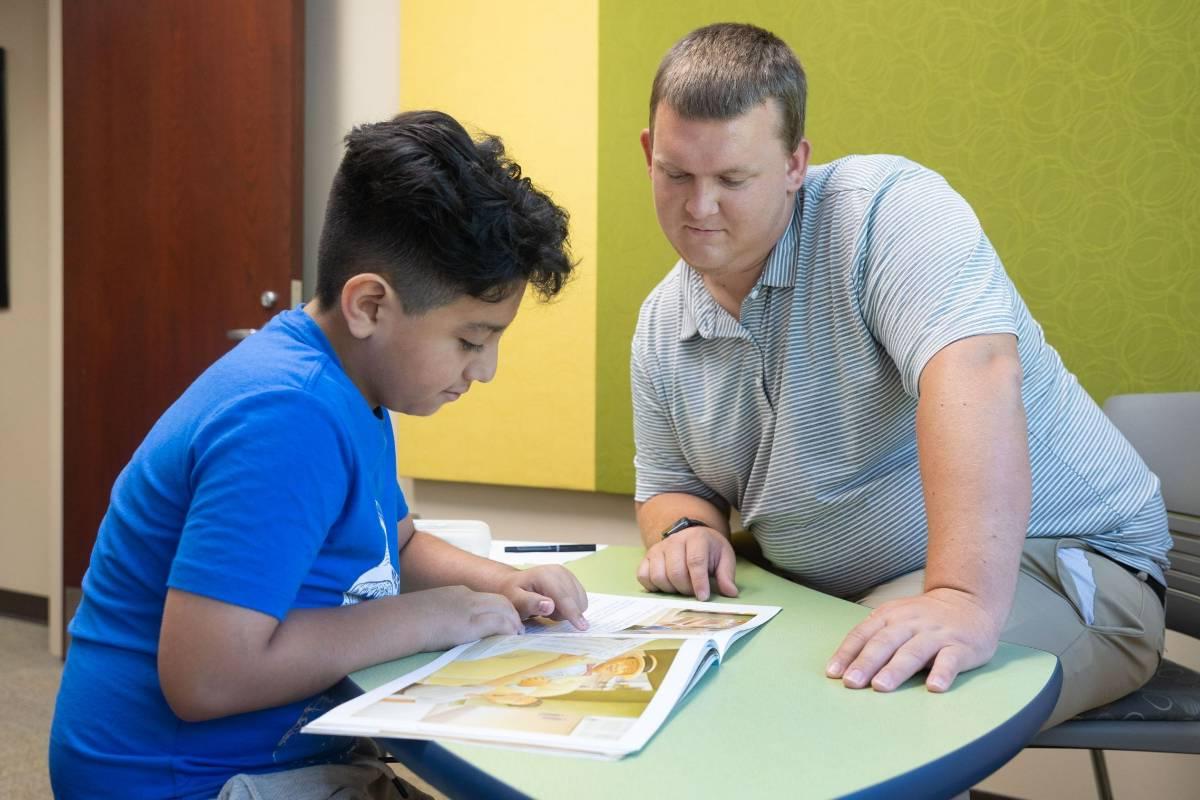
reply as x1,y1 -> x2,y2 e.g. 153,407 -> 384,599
50,308 -> 408,800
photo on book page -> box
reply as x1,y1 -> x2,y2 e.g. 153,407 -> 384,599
622,607 -> 755,633
341,636 -> 686,751
524,592 -> 772,638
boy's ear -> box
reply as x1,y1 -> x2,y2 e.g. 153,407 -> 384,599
340,273 -> 392,340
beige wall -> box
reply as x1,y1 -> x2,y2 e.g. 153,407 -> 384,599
303,0 -> 401,299
0,0 -> 55,603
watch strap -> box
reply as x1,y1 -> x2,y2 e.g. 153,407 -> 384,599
660,516 -> 708,540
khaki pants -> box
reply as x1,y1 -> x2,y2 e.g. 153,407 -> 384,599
856,537 -> 1166,729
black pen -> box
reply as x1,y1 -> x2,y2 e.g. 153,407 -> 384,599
504,544 -> 598,553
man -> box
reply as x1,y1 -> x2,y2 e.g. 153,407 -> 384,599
631,23 -> 1169,727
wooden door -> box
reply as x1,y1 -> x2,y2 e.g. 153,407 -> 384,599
62,1 -> 303,614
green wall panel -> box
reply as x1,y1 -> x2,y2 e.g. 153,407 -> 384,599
596,0 -> 1200,494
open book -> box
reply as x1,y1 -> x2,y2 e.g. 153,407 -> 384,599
303,592 -> 780,759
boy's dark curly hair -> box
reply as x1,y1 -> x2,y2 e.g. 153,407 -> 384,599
315,110 -> 573,314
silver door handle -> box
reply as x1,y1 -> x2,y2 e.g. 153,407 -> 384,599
226,328 -> 258,341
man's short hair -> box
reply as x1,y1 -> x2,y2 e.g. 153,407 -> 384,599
316,110 -> 573,314
649,23 -> 807,151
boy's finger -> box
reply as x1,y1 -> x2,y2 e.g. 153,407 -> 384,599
553,578 -> 589,629
574,580 -> 589,615
543,567 -> 587,612
477,603 -> 523,637
553,593 -> 589,630
511,588 -> 555,619
497,595 -> 525,627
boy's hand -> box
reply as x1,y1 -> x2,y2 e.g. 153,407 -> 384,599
415,585 -> 524,651
498,565 -> 589,630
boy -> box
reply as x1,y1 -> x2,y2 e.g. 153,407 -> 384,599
50,110 -> 588,799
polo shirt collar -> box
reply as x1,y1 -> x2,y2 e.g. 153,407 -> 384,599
678,268 -> 705,340
761,197 -> 802,289
677,194 -> 803,341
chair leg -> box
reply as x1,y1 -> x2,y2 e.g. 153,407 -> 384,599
1089,749 -> 1114,800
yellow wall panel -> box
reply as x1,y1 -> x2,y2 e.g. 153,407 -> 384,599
395,0 -> 598,490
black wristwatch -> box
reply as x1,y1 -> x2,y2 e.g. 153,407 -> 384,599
660,516 -> 708,540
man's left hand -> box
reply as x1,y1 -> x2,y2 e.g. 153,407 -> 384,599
825,588 -> 1003,693
498,565 -> 590,631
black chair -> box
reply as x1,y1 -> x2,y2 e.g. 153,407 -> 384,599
1029,392 -> 1200,800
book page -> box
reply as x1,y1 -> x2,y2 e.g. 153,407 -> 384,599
304,633 -> 715,758
304,594 -> 780,757
528,592 -> 779,656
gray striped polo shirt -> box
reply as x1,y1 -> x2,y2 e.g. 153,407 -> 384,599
632,154 -> 1171,598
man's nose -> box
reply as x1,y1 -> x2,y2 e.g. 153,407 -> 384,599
684,181 -> 719,220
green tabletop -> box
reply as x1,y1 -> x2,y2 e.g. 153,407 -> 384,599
351,547 -> 1060,799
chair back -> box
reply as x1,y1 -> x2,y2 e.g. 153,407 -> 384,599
1103,392 -> 1200,640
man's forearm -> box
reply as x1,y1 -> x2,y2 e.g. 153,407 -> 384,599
635,492 -> 730,548
916,335 -> 1031,624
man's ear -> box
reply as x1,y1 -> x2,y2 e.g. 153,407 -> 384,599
785,138 -> 812,193
340,273 -> 391,340
640,128 -> 653,174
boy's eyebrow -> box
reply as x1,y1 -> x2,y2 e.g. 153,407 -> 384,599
463,322 -> 508,334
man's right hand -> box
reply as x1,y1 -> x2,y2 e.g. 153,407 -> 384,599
414,585 -> 524,651
636,527 -> 738,602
